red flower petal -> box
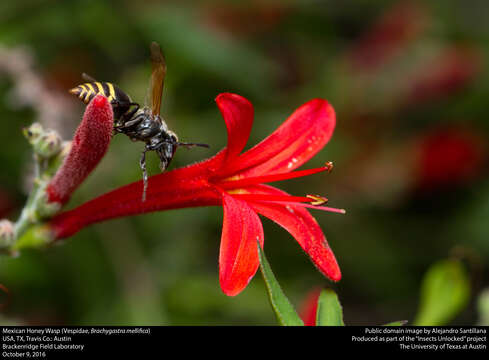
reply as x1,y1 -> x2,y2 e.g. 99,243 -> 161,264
50,152 -> 227,239
216,93 -> 254,164
46,95 -> 113,205
219,192 -> 264,296
219,99 -> 335,178
300,288 -> 321,326
246,185 -> 341,282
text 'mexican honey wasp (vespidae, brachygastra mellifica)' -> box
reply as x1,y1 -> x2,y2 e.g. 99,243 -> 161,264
69,41 -> 209,201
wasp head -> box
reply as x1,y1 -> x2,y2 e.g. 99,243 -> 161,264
155,131 -> 178,171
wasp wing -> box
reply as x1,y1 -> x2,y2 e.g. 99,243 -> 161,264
149,41 -> 167,118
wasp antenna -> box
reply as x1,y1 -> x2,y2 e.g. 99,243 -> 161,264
82,73 -> 98,82
176,142 -> 210,149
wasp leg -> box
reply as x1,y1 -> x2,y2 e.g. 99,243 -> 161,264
139,148 -> 149,202
158,155 -> 169,172
117,102 -> 140,123
121,117 -> 143,128
154,141 -> 176,172
114,103 -> 141,133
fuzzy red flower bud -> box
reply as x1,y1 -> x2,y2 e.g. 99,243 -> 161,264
46,95 -> 113,205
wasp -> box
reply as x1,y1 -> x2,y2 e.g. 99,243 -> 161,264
70,42 -> 208,201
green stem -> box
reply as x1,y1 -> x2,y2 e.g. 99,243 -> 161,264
3,125 -> 68,253
13,180 -> 45,239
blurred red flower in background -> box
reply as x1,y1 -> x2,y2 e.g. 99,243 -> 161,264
202,1 -> 289,37
0,283 -> 10,310
348,1 -> 427,71
405,47 -> 480,106
0,189 -> 15,219
413,126 -> 486,191
49,93 -> 343,296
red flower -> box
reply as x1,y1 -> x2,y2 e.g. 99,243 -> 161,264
49,93 -> 343,296
46,95 -> 114,205
299,288 -> 321,326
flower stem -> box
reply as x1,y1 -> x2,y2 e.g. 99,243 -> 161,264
1,124 -> 67,253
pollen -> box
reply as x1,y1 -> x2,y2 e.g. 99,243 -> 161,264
306,194 -> 329,206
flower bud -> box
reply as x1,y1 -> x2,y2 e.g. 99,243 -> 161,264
23,123 -> 63,159
46,95 -> 114,205
0,219 -> 14,248
35,130 -> 63,158
23,122 -> 43,144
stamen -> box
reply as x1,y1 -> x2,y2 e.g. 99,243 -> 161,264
216,164 -> 332,189
228,193 -> 345,214
261,201 -> 346,214
231,193 -> 313,203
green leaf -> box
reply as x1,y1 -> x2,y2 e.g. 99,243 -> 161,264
413,259 -> 470,326
383,320 -> 408,326
316,289 -> 344,326
257,242 -> 304,326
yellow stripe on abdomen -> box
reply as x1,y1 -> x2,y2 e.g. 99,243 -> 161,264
85,83 -> 95,93
107,83 -> 116,102
94,82 -> 105,96
78,85 -> 89,103
84,83 -> 95,103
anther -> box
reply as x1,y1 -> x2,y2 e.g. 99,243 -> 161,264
306,194 -> 329,206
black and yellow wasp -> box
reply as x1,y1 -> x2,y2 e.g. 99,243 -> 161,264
70,42 -> 208,201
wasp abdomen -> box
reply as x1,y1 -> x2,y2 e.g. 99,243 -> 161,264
69,82 -> 131,105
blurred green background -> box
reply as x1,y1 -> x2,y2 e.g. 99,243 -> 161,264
0,0 -> 488,325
